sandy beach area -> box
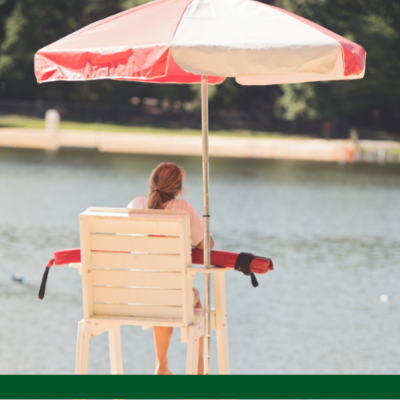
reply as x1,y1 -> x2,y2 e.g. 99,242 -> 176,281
0,127 -> 398,162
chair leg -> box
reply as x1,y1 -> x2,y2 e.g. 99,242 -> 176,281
214,273 -> 230,375
109,326 -> 123,375
186,325 -> 199,375
75,320 -> 90,374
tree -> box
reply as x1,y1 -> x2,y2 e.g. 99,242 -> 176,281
274,0 -> 400,133
0,0 -> 399,134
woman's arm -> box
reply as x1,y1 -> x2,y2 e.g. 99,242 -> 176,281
184,201 -> 214,250
195,236 -> 214,250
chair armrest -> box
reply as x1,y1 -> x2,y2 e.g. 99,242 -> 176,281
187,267 -> 231,280
189,267 -> 230,274
69,263 -> 82,275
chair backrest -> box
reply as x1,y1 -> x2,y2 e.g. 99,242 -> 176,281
79,207 -> 194,325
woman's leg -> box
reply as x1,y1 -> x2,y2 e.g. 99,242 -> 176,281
153,288 -> 204,375
153,327 -> 173,375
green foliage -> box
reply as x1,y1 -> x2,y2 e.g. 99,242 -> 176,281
0,0 -> 399,132
274,0 -> 400,129
275,84 -> 319,121
119,0 -> 150,9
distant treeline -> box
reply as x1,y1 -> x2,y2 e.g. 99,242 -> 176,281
0,0 -> 399,136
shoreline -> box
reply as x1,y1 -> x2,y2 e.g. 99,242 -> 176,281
0,128 -> 399,163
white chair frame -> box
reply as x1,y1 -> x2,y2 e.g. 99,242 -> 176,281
71,207 -> 230,375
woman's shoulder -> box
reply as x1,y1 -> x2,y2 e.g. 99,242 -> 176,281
169,198 -> 189,207
127,196 -> 148,209
169,198 -> 197,213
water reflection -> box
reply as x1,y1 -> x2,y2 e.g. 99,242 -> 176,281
0,148 -> 399,374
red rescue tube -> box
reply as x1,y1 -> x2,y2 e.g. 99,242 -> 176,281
50,247 -> 273,274
53,248 -> 81,266
191,248 -> 273,274
40,247 -> 273,299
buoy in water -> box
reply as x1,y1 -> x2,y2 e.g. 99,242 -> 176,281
379,294 -> 392,303
11,273 -> 23,283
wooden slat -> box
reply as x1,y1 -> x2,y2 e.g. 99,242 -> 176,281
85,207 -> 189,217
181,215 -> 193,325
88,315 -> 188,328
94,303 -> 182,319
93,287 -> 183,306
90,234 -> 181,253
214,273 -> 230,374
87,218 -> 182,237
80,220 -> 94,319
92,269 -> 183,289
90,252 -> 184,271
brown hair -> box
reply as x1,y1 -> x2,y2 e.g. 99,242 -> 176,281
148,162 -> 185,209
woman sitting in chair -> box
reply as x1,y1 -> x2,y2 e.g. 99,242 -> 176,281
127,162 -> 214,375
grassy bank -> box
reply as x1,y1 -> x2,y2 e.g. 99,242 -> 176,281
0,114 -> 289,139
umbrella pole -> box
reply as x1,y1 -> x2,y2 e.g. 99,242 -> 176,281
201,75 -> 212,375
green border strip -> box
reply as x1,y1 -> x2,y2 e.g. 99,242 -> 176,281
1,375 -> 399,399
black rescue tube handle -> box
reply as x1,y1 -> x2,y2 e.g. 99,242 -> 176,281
234,252 -> 259,288
38,259 -> 55,300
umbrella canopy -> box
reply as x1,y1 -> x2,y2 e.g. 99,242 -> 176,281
35,0 -> 365,85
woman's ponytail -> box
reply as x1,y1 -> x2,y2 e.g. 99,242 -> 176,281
148,190 -> 165,210
148,163 -> 185,209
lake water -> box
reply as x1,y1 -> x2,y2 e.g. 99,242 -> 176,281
0,147 -> 399,374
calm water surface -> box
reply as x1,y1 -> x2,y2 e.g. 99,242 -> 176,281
0,148 -> 399,374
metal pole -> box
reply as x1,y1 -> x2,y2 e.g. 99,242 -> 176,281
201,75 -> 211,375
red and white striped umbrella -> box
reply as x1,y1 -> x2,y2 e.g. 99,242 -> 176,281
35,0 -> 365,85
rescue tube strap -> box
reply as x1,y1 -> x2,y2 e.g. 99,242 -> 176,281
38,259 -> 55,300
234,252 -> 259,288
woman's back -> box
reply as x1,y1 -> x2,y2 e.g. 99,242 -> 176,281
127,196 -> 204,247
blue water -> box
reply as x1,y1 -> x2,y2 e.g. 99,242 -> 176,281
1,148 -> 399,374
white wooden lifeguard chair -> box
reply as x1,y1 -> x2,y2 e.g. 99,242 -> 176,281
71,207 -> 230,375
